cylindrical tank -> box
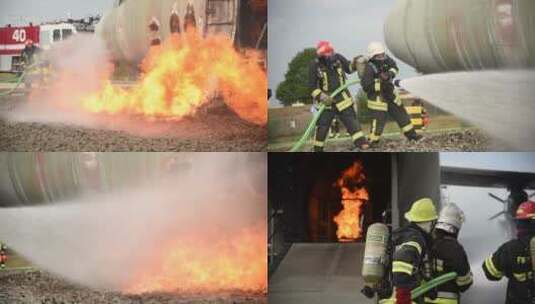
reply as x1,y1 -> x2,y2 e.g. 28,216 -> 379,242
97,0 -> 239,63
384,0 -> 535,74
0,152 -> 193,207
362,222 -> 390,284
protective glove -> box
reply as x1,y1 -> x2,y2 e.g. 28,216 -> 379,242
379,71 -> 391,82
395,287 -> 411,304
319,92 -> 333,106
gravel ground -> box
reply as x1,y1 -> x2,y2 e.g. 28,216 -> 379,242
0,270 -> 267,304
271,129 -> 499,152
0,95 -> 266,152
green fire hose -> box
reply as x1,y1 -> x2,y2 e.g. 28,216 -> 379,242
0,71 -> 27,97
289,79 -> 360,152
0,62 -> 42,97
412,272 -> 457,300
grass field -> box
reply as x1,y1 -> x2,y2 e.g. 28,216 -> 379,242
268,114 -> 472,150
1,244 -> 33,270
0,72 -> 18,83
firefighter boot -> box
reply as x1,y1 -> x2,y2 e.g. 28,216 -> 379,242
353,137 -> 370,151
405,129 -> 423,142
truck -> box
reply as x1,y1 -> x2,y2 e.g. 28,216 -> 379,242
0,23 -> 77,73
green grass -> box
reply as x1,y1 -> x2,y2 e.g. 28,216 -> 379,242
268,114 -> 473,151
0,72 -> 18,83
1,246 -> 33,270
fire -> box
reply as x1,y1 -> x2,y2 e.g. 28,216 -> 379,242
82,30 -> 267,125
333,161 -> 369,241
124,223 -> 267,294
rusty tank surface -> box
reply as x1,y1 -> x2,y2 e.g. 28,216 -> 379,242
97,0 -> 267,64
384,0 -> 535,73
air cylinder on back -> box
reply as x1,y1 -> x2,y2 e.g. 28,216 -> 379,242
362,223 -> 390,284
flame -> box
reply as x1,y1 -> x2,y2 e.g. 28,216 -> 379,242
124,223 -> 266,294
81,30 -> 267,125
333,161 -> 369,241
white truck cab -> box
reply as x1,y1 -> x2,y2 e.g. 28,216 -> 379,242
38,23 -> 77,50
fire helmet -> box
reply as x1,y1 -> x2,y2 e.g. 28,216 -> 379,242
368,41 -> 386,58
435,203 -> 465,234
404,198 -> 438,223
515,200 -> 535,220
316,40 -> 334,57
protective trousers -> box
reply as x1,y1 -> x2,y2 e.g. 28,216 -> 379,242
314,106 -> 365,152
369,100 -> 417,143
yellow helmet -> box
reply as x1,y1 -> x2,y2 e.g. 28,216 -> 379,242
404,198 -> 438,222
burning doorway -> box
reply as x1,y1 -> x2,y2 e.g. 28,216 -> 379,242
268,153 -> 391,244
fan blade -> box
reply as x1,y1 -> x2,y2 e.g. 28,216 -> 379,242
489,211 -> 506,220
489,193 -> 507,204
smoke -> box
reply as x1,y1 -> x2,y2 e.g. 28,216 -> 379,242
3,33 -> 120,130
449,186 -> 509,304
401,70 -> 535,150
0,153 -> 266,292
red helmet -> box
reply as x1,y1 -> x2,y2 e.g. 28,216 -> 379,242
316,40 -> 334,57
515,201 -> 535,220
25,39 -> 33,46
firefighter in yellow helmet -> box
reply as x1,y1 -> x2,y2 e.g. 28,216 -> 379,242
482,200 -> 535,304
426,203 -> 473,304
380,198 -> 437,304
360,42 -> 422,147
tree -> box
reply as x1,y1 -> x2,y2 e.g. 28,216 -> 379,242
276,48 -> 316,106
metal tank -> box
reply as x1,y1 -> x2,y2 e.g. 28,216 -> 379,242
97,0 -> 239,63
0,152 -> 193,207
384,0 -> 535,74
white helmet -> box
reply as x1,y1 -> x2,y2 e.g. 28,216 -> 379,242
368,41 -> 386,58
435,203 -> 465,234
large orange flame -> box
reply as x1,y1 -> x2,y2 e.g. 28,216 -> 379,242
333,161 -> 369,241
82,30 -> 267,125
124,223 -> 266,294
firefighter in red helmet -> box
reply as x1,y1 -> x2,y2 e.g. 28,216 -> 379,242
308,40 -> 369,152
483,200 -> 535,304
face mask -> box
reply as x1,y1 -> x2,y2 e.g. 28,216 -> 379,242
416,221 -> 434,234
374,54 -> 386,61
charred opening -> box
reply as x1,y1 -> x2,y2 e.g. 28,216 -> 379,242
236,0 -> 267,49
169,12 -> 181,34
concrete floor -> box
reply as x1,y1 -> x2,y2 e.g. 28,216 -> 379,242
269,243 -> 371,304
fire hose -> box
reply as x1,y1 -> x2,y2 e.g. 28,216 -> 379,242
412,272 -> 457,300
0,62 -> 42,97
289,79 -> 360,152
0,71 -> 27,97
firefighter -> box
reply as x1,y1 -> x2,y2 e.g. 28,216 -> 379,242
21,40 -> 42,89
427,203 -> 473,304
360,42 -> 422,146
329,118 -> 340,138
308,40 -> 369,152
380,198 -> 438,304
21,39 -> 40,67
483,200 -> 535,304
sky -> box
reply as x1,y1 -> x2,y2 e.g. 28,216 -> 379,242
0,0 -> 113,25
439,152 -> 535,303
268,0 -> 417,107
440,152 -> 535,173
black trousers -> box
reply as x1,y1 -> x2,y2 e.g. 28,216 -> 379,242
369,102 -> 416,142
314,106 -> 365,151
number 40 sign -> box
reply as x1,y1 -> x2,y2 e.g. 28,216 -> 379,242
12,29 -> 27,43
